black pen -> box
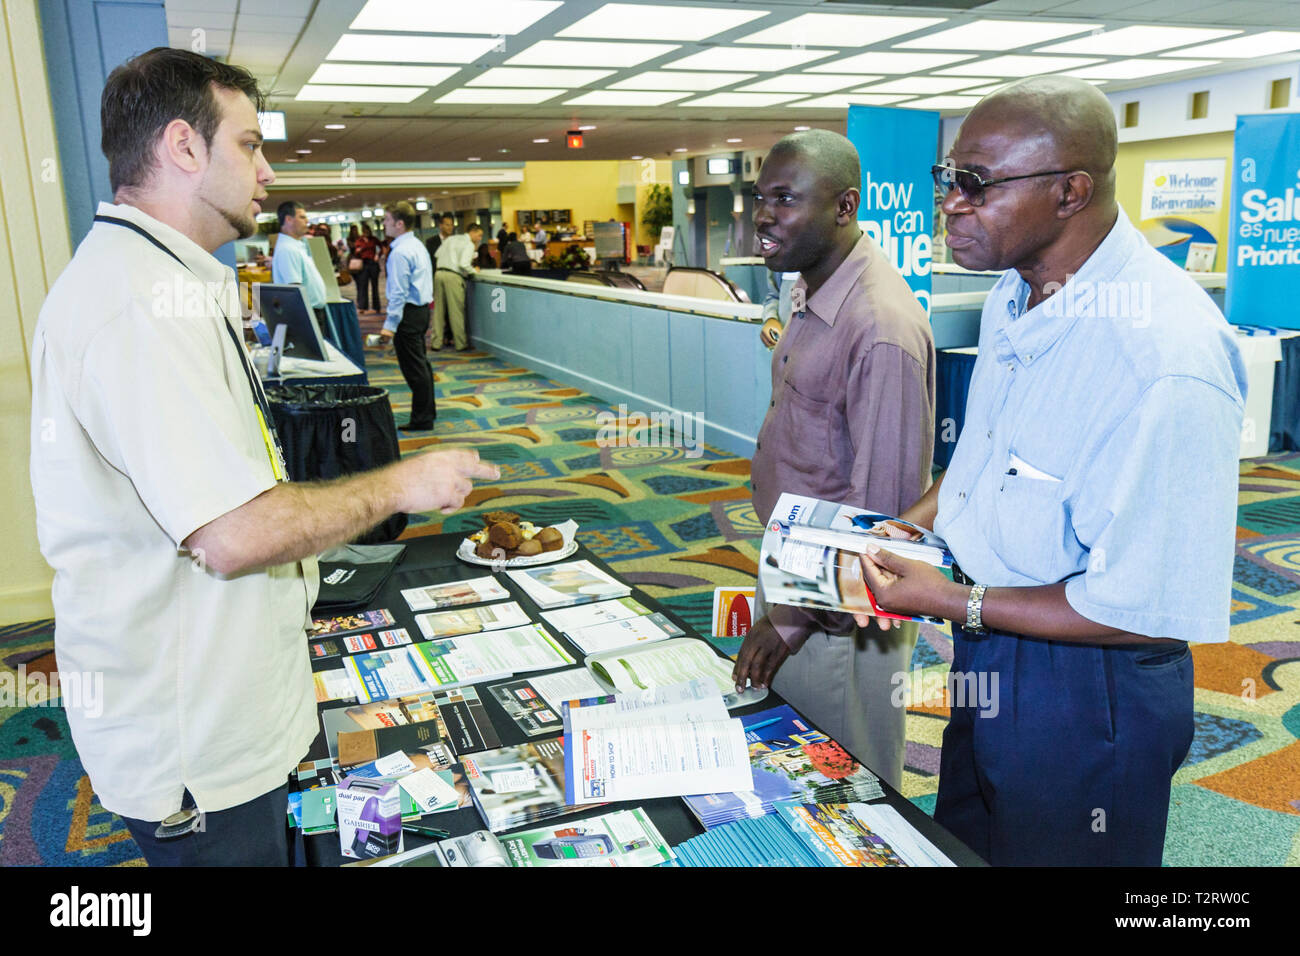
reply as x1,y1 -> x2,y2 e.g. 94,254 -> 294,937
402,823 -> 450,838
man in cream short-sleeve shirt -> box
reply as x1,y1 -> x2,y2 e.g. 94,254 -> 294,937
29,48 -> 498,866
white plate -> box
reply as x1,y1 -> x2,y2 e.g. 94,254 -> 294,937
456,537 -> 579,568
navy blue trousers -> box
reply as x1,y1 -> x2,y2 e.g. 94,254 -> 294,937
934,626 -> 1193,866
121,784 -> 292,867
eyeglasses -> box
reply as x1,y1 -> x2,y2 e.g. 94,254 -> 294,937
932,162 -> 1076,207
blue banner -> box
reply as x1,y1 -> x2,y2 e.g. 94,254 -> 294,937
1228,113 -> 1300,328
846,105 -> 940,317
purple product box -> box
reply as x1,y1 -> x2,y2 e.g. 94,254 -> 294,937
337,776 -> 403,860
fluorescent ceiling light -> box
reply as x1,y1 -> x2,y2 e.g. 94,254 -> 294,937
469,67 -> 614,86
324,123 -> 346,130
558,3 -> 767,42
506,40 -> 678,67
1037,25 -> 1239,56
679,92 -> 802,108
726,138 -> 743,143
295,148 -> 312,154
308,64 -> 460,86
809,51 -> 973,74
327,34 -> 500,63
308,138 -> 327,143
1162,32 -> 1300,58
941,55 -> 1103,76
611,70 -> 755,90
1063,58 -> 1219,80
436,88 -> 565,104
794,93 -> 911,109
533,138 -> 549,143
349,0 -> 562,35
736,13 -> 943,47
631,155 -> 644,159
664,46 -> 832,72
564,90 -> 689,106
861,76 -> 997,95
578,125 -> 597,131
737,74 -> 876,94
296,84 -> 426,103
897,19 -> 1091,51
901,95 -> 982,110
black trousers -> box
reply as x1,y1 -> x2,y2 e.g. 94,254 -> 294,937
356,259 -> 380,310
121,784 -> 292,866
394,301 -> 436,426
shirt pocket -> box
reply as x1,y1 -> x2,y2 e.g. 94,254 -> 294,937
776,379 -> 832,477
989,472 -> 1071,582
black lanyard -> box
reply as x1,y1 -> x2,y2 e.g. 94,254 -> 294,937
93,214 -> 289,482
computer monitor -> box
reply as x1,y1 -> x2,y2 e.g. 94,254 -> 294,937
254,283 -> 328,361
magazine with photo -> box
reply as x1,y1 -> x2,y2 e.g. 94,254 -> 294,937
505,560 -> 631,609
400,576 -> 509,612
414,601 -> 531,640
461,737 -> 593,833
309,608 -> 398,638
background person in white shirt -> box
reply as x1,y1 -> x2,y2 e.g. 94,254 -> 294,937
270,200 -> 329,327
433,222 -> 482,352
28,47 -> 498,866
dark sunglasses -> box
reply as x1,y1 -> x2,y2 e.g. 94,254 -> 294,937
931,163 -> 1075,207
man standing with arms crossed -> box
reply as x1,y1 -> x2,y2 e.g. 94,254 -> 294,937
29,48 -> 497,865
379,201 -> 437,430
855,77 -> 1245,865
732,129 -> 936,790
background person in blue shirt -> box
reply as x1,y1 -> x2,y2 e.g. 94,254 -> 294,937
378,201 -> 436,430
853,76 -> 1245,866
270,200 -> 328,327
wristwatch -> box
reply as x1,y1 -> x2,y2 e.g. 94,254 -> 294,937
965,583 -> 989,635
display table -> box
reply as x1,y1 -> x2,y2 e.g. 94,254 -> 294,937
299,532 -> 985,867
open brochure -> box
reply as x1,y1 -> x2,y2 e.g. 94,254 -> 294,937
506,559 -> 631,609
585,638 -> 768,710
760,493 -> 953,623
775,801 -> 955,867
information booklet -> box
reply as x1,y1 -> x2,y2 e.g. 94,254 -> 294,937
462,737 -> 589,833
585,637 -> 767,709
309,608 -> 398,638
541,597 -> 652,634
505,560 -> 631,609
712,586 -> 755,638
487,668 -> 608,737
774,801 -> 955,867
682,704 -> 883,829
400,576 -> 509,612
499,808 -> 674,867
564,612 -> 684,656
562,679 -> 753,806
414,601 -> 531,639
760,493 -> 953,623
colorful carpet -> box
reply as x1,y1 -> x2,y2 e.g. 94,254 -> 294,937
2,340 -> 1298,865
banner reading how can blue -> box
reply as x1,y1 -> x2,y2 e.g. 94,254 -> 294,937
1228,113 -> 1300,328
847,105 -> 941,317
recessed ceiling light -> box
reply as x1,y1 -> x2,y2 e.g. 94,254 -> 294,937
469,67 -> 615,87
326,34 -> 500,63
941,54 -> 1103,76
900,95 -> 983,110
680,92 -> 802,108
558,3 -> 767,42
1062,58 -> 1219,80
296,85 -> 426,103
611,70 -> 755,91
860,76 -> 997,95
533,137 -> 550,143
324,123 -> 346,130
896,19 -> 1092,51
736,13 -> 943,48
498,148 -> 511,153
793,125 -> 810,131
1161,31 -> 1300,58
295,148 -> 312,154
631,155 -> 644,159
285,157 -> 299,162
349,0 -> 563,35
665,46 -> 833,72
309,64 -> 460,86
1037,25 -> 1239,56
793,93 -> 911,109
437,88 -> 566,104
307,138 -> 327,143
564,90 -> 689,106
467,157 -> 481,161
809,52 -> 973,74
726,137 -> 743,143
673,147 -> 688,152
506,40 -> 679,68
738,74 -> 876,94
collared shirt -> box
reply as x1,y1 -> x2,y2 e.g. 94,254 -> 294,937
934,208 -> 1246,644
752,232 -> 936,650
29,202 -> 319,821
270,232 -> 328,309
435,233 -> 475,276
384,230 -> 433,332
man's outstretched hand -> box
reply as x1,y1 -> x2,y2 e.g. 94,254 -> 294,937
400,448 -> 500,515
732,616 -> 790,694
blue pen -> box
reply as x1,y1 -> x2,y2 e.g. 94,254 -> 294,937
743,717 -> 781,733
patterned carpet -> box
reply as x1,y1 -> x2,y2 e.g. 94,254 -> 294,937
2,335 -> 1298,865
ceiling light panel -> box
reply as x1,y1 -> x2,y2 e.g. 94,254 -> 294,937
1162,32 -> 1300,58
664,46 -> 833,72
737,74 -> 876,93
436,88 -> 566,104
610,70 -> 756,90
897,19 -> 1092,51
1037,25 -> 1239,56
861,76 -> 997,94
1063,58 -> 1219,80
736,13 -> 944,47
902,95 -> 982,110
506,40 -> 679,67
794,93 -> 911,109
308,64 -> 460,86
679,92 -> 802,107
468,67 -> 614,86
941,55 -> 1103,76
349,0 -> 563,35
326,34 -> 501,63
809,51 -> 973,74
295,85 -> 426,103
558,3 -> 767,42
564,90 -> 690,106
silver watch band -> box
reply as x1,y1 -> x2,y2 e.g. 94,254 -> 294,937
965,583 -> 989,633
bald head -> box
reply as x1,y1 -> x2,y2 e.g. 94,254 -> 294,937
767,128 -> 860,198
972,76 -> 1117,204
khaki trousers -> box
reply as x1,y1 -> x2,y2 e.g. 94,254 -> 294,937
432,270 -> 467,350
